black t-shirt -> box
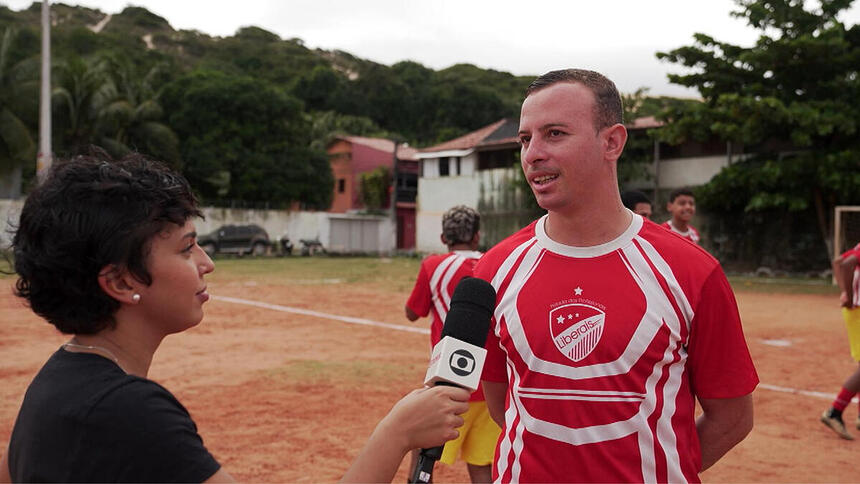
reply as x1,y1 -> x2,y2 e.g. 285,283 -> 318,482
8,348 -> 221,482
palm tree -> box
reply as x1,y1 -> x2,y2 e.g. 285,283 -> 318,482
96,56 -> 181,166
53,55 -> 180,167
0,28 -> 38,198
52,55 -> 108,156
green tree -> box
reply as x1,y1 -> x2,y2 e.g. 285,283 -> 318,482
657,0 -> 860,265
0,27 -> 38,194
52,55 -> 108,156
161,69 -> 332,208
94,56 -> 180,165
359,166 -> 390,212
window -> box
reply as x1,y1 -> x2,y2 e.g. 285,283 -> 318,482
455,157 -> 461,175
439,157 -> 450,177
337,178 -> 345,193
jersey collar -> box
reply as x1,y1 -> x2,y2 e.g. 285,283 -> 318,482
535,210 -> 643,258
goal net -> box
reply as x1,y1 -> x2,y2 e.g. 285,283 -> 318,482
834,206 -> 860,259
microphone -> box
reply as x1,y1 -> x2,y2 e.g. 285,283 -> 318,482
409,277 -> 496,484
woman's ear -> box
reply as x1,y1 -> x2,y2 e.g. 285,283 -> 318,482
97,265 -> 140,305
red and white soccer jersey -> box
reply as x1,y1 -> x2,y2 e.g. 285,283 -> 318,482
662,220 -> 701,244
475,215 -> 758,483
841,243 -> 860,306
407,250 -> 484,401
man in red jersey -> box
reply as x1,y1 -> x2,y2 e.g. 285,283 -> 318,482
406,205 -> 501,483
820,242 -> 860,439
662,188 -> 701,244
474,69 -> 758,483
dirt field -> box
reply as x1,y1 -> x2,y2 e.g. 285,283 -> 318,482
0,258 -> 854,482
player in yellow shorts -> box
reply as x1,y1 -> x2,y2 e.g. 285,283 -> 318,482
440,401 -> 501,470
821,243 -> 860,440
405,206 -> 501,482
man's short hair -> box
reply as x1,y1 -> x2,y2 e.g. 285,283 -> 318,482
621,190 -> 652,211
668,188 -> 695,203
525,68 -> 623,131
442,205 -> 480,246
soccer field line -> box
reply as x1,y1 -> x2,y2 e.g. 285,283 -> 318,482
213,295 -> 843,401
757,383 -> 835,401
212,295 -> 430,335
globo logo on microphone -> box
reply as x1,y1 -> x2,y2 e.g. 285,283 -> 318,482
424,336 -> 487,392
449,349 -> 476,376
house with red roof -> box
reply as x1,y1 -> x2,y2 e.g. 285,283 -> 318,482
326,136 -> 420,249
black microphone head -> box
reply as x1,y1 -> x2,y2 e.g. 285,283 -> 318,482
440,277 -> 496,348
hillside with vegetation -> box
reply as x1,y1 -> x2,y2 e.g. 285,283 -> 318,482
0,2 -> 540,207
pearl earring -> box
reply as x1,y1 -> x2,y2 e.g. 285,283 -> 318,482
132,294 -> 141,303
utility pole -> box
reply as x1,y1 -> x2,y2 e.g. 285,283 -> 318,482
37,0 -> 52,183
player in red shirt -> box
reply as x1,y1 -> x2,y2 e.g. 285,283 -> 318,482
406,205 -> 501,483
476,69 -> 757,483
820,242 -> 860,439
662,188 -> 701,244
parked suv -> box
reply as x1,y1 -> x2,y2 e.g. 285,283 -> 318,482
198,224 -> 271,256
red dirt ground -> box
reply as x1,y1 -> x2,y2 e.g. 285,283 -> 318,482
0,278 -> 855,482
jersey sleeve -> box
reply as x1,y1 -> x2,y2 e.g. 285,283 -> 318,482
92,380 -> 221,482
406,259 -> 432,317
840,244 -> 860,259
686,267 -> 759,399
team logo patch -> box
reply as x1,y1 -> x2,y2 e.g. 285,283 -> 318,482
549,303 -> 605,362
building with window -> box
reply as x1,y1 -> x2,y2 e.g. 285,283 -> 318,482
326,136 -> 419,249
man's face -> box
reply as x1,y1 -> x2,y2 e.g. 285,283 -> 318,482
518,83 -> 607,215
633,202 -> 652,219
666,195 -> 696,222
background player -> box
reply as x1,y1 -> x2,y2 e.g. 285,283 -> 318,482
476,69 -> 757,482
821,241 -> 860,439
663,188 -> 700,244
405,205 -> 500,483
0,152 -> 469,484
621,190 -> 653,219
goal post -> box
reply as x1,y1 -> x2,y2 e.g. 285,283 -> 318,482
834,205 -> 860,261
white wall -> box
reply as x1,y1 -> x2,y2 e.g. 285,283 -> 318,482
627,155 -> 732,191
415,167 -> 516,253
1,200 -> 395,254
420,153 -> 477,179
0,199 -> 23,249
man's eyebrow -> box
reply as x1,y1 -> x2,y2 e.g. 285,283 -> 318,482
183,231 -> 198,240
519,123 -> 569,135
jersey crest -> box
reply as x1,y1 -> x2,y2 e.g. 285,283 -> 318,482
549,302 -> 605,362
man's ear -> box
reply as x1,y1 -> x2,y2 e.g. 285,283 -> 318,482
471,232 -> 480,249
440,234 -> 448,246
97,265 -> 140,305
602,123 -> 628,162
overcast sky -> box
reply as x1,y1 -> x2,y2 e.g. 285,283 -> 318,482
4,0 -> 860,97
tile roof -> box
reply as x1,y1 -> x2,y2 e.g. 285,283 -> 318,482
419,118 -> 519,153
336,136 -> 419,160
627,116 -> 664,130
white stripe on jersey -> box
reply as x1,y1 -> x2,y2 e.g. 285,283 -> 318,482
490,230 -> 696,483
429,251 -> 482,324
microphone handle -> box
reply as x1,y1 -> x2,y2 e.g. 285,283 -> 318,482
408,381 -> 462,484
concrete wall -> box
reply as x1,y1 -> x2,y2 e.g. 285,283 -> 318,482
0,200 -> 396,254
626,154 -> 732,191
0,199 -> 23,249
